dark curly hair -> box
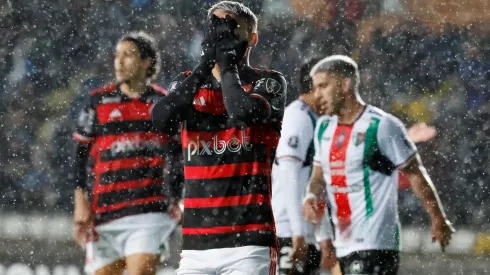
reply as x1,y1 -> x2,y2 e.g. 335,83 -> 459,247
118,31 -> 161,81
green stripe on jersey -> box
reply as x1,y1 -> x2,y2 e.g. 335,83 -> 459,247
304,111 -> 318,168
362,117 -> 381,219
316,119 -> 330,154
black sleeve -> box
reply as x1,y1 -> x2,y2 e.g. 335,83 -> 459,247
164,137 -> 184,200
220,67 -> 287,125
152,63 -> 210,134
74,142 -> 91,190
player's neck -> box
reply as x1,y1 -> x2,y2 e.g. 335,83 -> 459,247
338,98 -> 365,125
120,80 -> 148,98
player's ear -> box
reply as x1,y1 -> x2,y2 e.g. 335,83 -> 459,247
343,78 -> 353,94
249,32 -> 258,47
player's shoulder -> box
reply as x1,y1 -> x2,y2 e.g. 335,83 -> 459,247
283,100 -> 314,125
254,68 -> 285,79
89,84 -> 118,96
366,105 -> 405,132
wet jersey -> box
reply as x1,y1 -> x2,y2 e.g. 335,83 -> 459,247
271,99 -> 317,243
167,66 -> 287,250
313,105 -> 417,257
73,85 -> 172,225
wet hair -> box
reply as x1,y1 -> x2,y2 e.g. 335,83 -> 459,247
207,1 -> 258,33
298,57 -> 322,94
310,55 -> 360,91
119,31 -> 161,81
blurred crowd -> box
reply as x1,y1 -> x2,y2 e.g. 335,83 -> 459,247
0,0 -> 489,229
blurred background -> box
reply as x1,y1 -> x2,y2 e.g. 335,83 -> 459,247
0,0 -> 489,274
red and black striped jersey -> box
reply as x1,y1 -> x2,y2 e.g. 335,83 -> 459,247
168,66 -> 287,250
73,84 -> 172,225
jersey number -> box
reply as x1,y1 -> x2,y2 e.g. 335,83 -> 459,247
279,246 -> 293,269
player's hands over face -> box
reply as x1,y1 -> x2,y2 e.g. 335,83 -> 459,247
201,15 -> 219,66
319,239 -> 337,271
215,15 -> 248,66
169,200 -> 183,225
407,122 -> 436,143
73,190 -> 98,248
291,236 -> 309,264
431,217 -> 455,252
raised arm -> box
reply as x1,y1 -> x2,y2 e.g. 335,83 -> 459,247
215,16 -> 286,125
152,16 -> 218,131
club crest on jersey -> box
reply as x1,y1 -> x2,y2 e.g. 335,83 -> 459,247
336,129 -> 346,148
355,132 -> 366,146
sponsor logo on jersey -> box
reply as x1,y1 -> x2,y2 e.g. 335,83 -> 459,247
330,183 -> 362,193
187,130 -> 253,160
110,136 -> 163,156
102,97 -> 121,104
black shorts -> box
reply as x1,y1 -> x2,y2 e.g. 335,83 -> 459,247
339,250 -> 399,275
277,237 -> 321,275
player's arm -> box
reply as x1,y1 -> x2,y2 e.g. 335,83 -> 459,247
402,155 -> 447,220
303,120 -> 328,224
72,100 -> 97,247
315,209 -> 337,270
275,110 -> 313,238
165,137 -> 184,202
151,70 -> 203,132
216,18 -> 286,124
220,67 -> 287,124
379,116 -> 454,251
152,17 -> 217,131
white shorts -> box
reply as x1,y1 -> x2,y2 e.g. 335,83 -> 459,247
85,212 -> 176,273
177,246 -> 277,275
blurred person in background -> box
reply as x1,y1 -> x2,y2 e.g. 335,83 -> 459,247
152,1 -> 287,274
271,57 -> 339,275
72,31 -> 182,275
303,55 -> 454,275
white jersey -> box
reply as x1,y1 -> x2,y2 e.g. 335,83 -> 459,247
313,105 -> 417,257
272,100 -> 318,243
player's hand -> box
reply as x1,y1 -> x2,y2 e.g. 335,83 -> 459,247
169,200 -> 183,225
319,239 -> 337,270
215,15 -> 248,67
200,15 -> 219,69
73,189 -> 97,248
302,195 -> 321,224
290,236 -> 309,263
431,217 -> 455,252
407,122 -> 436,144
